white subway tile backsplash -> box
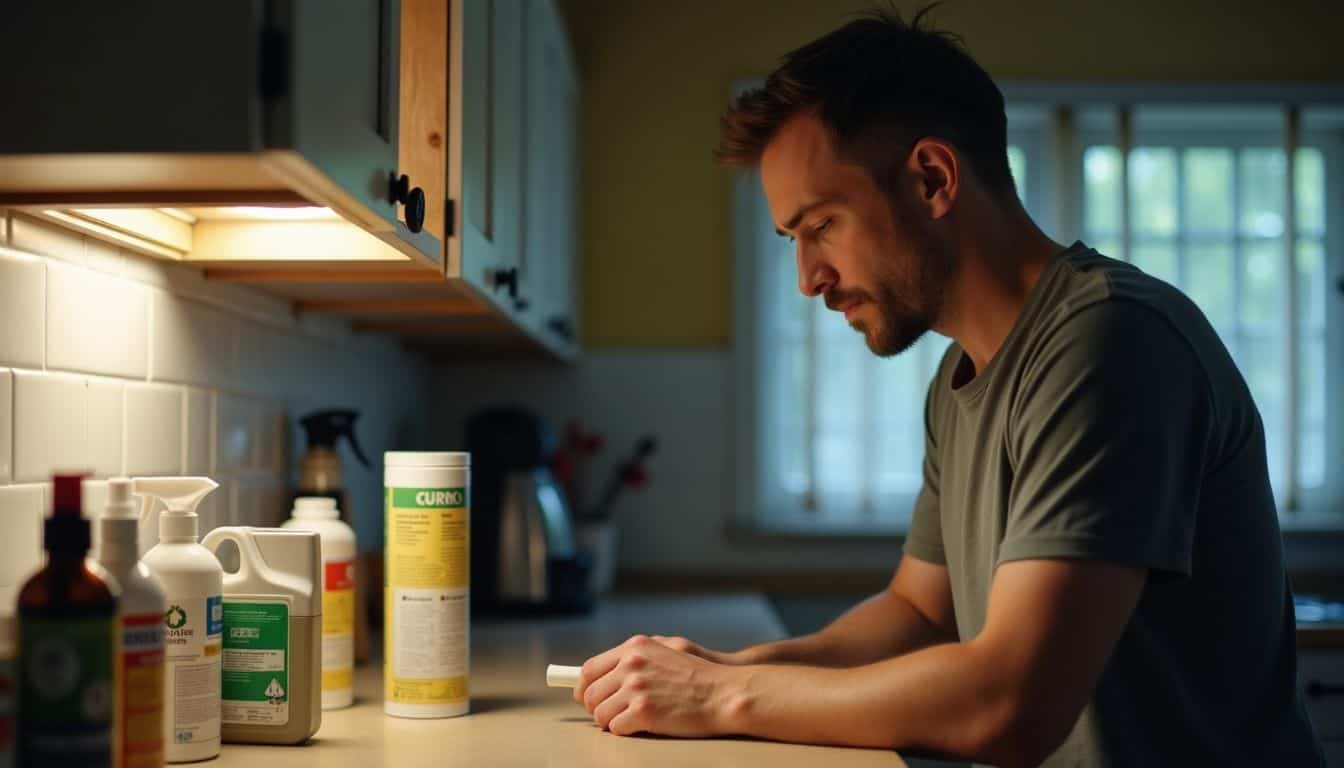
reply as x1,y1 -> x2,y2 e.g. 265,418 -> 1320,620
13,371 -> 86,482
47,260 -> 149,379
126,383 -> 183,476
86,378 -> 124,478
1,209 -> 427,583
184,388 -> 212,475
82,239 -> 125,277
233,478 -> 287,527
150,290 -> 237,387
0,370 -> 11,484
216,394 -> 253,474
10,214 -> 84,266
79,480 -> 110,556
256,403 -> 285,472
0,484 -> 45,606
0,249 -> 46,369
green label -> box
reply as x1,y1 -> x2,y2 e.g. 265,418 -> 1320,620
391,487 -> 467,508
19,616 -> 115,767
221,600 -> 289,726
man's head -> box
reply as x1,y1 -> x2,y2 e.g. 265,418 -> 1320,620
716,6 -> 1016,356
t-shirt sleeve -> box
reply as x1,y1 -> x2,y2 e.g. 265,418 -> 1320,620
999,300 -> 1214,577
903,351 -> 950,566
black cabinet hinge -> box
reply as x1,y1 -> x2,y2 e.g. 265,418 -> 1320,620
445,198 -> 456,237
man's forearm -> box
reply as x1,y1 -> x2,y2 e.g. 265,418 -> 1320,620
716,640 -> 1040,767
736,589 -> 955,667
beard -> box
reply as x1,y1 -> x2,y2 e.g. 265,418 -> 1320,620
828,207 -> 954,358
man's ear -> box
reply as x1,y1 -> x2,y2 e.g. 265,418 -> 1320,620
909,138 -> 959,220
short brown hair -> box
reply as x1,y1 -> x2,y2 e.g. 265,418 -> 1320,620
715,5 -> 1015,198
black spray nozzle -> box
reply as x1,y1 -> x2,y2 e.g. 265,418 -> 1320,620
299,409 -> 371,469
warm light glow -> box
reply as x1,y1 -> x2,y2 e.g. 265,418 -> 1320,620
157,207 -> 199,224
217,206 -> 340,221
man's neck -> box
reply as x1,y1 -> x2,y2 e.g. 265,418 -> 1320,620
934,204 -> 1065,376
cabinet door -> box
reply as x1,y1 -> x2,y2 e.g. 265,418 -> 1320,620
273,0 -> 403,236
522,0 -> 579,345
452,0 -> 525,305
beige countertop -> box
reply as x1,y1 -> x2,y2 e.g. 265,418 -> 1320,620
215,593 -> 908,768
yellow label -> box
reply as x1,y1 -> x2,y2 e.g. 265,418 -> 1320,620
386,500 -> 468,591
387,675 -> 468,705
323,589 -> 354,636
385,486 -> 470,706
323,667 -> 353,691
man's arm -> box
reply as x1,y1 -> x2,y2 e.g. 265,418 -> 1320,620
577,557 -> 1144,768
663,554 -> 956,667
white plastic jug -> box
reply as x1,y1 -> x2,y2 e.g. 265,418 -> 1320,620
201,527 -> 322,746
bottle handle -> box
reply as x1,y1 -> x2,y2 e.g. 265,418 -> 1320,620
201,526 -> 267,582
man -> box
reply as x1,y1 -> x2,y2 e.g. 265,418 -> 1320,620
574,9 -> 1325,766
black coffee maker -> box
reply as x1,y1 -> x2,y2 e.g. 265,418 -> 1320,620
467,406 -> 591,613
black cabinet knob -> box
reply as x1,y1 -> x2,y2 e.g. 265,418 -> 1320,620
547,317 -> 573,340
514,297 -> 530,312
493,267 -> 519,298
388,173 -> 426,234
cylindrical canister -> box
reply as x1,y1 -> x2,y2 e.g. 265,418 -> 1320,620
383,452 -> 471,719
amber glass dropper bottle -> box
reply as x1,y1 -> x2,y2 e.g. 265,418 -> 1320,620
18,474 -> 118,768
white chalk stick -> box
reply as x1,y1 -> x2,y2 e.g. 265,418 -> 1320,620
546,664 -> 581,688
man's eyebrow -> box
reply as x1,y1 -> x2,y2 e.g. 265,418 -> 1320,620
774,199 -> 833,237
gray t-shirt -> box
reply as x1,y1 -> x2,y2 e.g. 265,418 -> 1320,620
903,243 -> 1324,766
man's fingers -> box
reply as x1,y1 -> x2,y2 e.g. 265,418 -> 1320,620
592,688 -> 632,731
580,659 -> 631,714
606,695 -> 650,736
574,635 -> 650,705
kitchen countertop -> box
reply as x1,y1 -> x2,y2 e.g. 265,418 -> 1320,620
215,593 -> 908,767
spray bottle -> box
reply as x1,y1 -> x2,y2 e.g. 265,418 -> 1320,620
18,474 -> 118,767
134,477 -> 222,764
97,479 -> 166,768
201,527 -> 322,745
297,409 -> 370,516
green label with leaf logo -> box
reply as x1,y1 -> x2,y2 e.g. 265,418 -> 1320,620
221,600 -> 289,726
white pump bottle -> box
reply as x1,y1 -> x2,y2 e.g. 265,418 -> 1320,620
134,476 -> 223,764
97,478 -> 168,768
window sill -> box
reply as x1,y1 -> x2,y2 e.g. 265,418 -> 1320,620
1279,511 -> 1344,534
726,520 -> 909,545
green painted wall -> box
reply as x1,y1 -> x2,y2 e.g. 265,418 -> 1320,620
558,0 -> 1344,348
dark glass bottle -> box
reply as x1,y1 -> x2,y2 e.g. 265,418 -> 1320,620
18,474 -> 117,768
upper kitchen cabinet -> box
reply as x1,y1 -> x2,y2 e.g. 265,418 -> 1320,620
451,0 -> 524,308
0,0 -> 445,271
522,0 -> 580,346
450,0 -> 579,349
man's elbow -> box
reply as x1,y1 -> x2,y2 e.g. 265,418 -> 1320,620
963,690 -> 1076,768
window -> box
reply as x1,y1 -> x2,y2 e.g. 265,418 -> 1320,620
739,91 -> 1343,533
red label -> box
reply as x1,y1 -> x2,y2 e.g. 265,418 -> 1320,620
326,559 -> 355,591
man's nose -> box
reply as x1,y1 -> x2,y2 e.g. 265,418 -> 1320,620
796,241 -> 837,297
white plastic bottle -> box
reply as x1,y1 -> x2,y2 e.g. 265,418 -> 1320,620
282,497 -> 357,709
98,478 -> 167,768
134,477 -> 222,764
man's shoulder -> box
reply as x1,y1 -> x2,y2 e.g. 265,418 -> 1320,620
1037,245 -> 1215,360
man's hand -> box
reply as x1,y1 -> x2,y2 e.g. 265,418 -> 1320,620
574,634 -> 746,737
649,635 -> 747,665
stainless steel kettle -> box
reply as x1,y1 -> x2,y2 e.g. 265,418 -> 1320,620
496,467 -> 577,603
